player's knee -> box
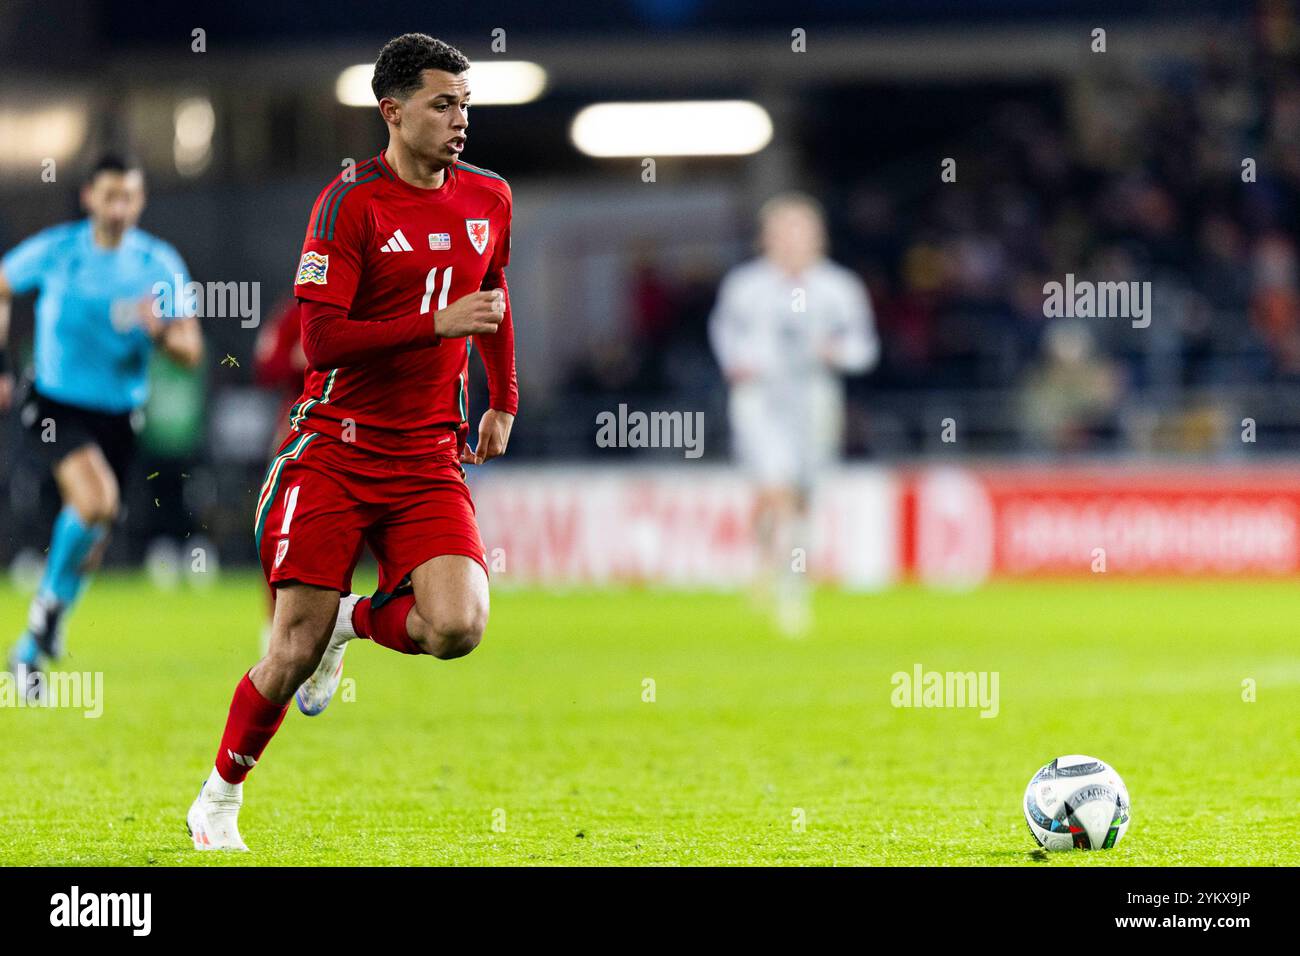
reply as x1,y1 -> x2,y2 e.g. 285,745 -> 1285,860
268,619 -> 330,682
66,489 -> 104,525
269,646 -> 318,687
89,493 -> 120,525
435,631 -> 480,660
428,606 -> 487,660
75,481 -> 120,525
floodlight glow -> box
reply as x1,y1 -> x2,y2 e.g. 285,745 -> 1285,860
335,61 -> 547,107
0,106 -> 86,167
570,101 -> 773,157
174,97 -> 215,177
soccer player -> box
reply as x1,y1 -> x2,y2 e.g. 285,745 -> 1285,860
708,193 -> 878,636
0,156 -> 203,695
186,34 -> 519,850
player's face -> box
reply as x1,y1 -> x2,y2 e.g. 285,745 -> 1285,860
394,69 -> 471,167
761,204 -> 825,271
82,170 -> 146,237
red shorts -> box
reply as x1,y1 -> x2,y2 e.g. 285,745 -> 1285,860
253,429 -> 487,598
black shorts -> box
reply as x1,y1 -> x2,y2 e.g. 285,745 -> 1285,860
19,388 -> 139,490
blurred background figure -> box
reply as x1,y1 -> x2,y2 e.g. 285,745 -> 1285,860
138,345 -> 211,591
709,193 -> 878,635
0,155 -> 203,694
1019,319 -> 1121,453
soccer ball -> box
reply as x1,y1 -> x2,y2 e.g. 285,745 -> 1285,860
1023,754 -> 1131,851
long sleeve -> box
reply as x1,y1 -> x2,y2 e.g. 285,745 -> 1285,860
298,297 -> 440,371
826,272 -> 879,374
709,269 -> 764,379
473,215 -> 519,416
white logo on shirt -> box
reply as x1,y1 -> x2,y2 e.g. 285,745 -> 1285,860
380,229 -> 414,253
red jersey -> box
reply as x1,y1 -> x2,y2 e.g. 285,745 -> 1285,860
289,149 -> 518,457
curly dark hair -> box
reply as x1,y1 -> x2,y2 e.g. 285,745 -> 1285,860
371,33 -> 470,102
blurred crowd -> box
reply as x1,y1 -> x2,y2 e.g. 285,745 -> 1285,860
583,8 -> 1300,457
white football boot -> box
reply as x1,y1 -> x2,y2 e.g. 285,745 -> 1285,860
295,593 -> 361,716
186,769 -> 249,851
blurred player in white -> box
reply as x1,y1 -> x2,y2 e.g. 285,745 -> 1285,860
709,193 -> 878,635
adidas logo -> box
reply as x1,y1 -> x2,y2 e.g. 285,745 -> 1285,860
381,229 -> 414,253
227,749 -> 257,768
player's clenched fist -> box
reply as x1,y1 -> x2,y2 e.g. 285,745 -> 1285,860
434,289 -> 505,338
461,408 -> 514,465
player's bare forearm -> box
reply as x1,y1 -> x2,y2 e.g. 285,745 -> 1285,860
0,269 -> 14,412
0,269 -> 12,353
161,317 -> 204,368
462,408 -> 514,465
0,269 -> 11,345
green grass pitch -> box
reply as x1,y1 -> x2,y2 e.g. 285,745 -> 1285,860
1,573 -> 1296,866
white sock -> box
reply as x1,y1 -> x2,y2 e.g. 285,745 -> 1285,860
206,766 -> 242,802
334,593 -> 362,642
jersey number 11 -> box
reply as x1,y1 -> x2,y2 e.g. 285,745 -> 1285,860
420,266 -> 453,315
